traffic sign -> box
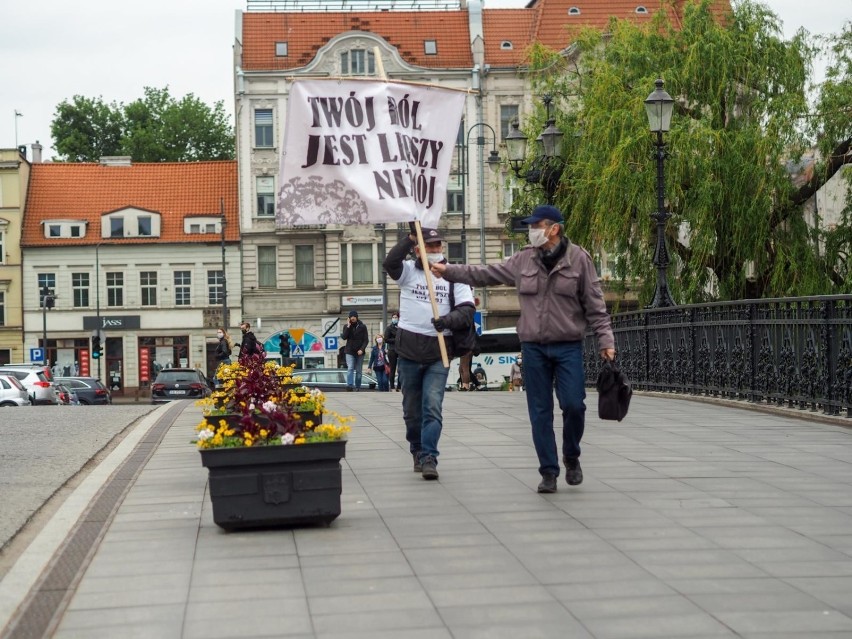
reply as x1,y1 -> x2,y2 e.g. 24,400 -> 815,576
290,344 -> 305,357
474,311 -> 483,336
324,336 -> 339,352
29,347 -> 44,362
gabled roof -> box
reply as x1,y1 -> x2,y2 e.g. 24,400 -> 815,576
242,10 -> 472,70
242,0 -> 732,71
22,161 -> 238,247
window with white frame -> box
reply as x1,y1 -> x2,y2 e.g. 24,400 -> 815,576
37,273 -> 55,306
500,104 -> 520,141
106,272 -> 123,307
48,224 -> 61,237
275,41 -> 288,56
41,221 -> 86,239
340,243 -> 376,285
110,217 -> 124,238
424,40 -> 437,55
447,190 -> 464,214
295,245 -> 314,288
140,271 -> 157,306
256,177 -> 275,216
138,216 -> 152,236
447,242 -> 464,264
502,241 -> 522,259
257,246 -> 277,287
341,49 -> 375,76
72,273 -> 89,307
208,270 -> 224,305
174,271 -> 191,306
255,109 -> 274,147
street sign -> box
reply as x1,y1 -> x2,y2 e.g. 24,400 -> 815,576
474,311 -> 483,336
29,347 -> 44,362
324,336 -> 339,352
290,344 -> 305,357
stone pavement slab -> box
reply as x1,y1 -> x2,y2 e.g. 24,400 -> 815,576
2,392 -> 852,638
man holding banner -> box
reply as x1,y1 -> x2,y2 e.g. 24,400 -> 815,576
384,227 -> 475,480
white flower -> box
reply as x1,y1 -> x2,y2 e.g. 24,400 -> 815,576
281,433 -> 295,445
262,400 -> 277,412
197,428 -> 215,441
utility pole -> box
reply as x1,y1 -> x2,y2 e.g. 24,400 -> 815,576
220,198 -> 228,328
40,286 -> 54,366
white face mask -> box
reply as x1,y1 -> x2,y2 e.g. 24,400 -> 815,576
391,318 -> 399,324
528,227 -> 549,248
376,338 -> 383,344
426,253 -> 445,264
217,332 -> 224,338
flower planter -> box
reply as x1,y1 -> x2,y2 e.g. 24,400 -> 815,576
293,410 -> 322,425
203,413 -> 242,429
200,440 -> 346,530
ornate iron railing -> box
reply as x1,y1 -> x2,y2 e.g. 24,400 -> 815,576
584,296 -> 852,418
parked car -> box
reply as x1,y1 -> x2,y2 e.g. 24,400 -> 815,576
290,368 -> 378,392
54,383 -> 80,405
0,366 -> 58,405
151,368 -> 214,404
0,374 -> 31,406
54,377 -> 112,405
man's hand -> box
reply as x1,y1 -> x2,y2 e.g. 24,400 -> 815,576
430,262 -> 447,278
600,348 -> 616,361
357,349 -> 363,356
431,317 -> 447,332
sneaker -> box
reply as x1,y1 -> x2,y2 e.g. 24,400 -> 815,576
564,456 -> 583,486
421,455 -> 439,480
537,474 -> 558,493
412,453 -> 422,473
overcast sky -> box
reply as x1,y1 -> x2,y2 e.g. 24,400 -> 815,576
0,0 -> 845,160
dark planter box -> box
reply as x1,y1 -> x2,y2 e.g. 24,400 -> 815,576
294,410 -> 322,425
200,441 -> 345,530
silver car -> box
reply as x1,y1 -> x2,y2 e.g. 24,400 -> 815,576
0,367 -> 58,405
0,374 -> 31,406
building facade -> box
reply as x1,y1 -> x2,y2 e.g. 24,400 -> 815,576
0,148 -> 30,364
21,159 -> 241,396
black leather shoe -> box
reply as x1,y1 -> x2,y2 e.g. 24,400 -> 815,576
537,474 -> 558,493
413,453 -> 422,473
421,456 -> 439,480
564,457 -> 583,486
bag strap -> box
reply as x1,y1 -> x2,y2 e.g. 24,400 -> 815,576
449,282 -> 456,310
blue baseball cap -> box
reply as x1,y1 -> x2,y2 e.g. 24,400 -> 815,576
520,204 -> 564,225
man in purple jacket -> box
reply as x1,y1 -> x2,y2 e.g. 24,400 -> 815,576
431,205 -> 615,493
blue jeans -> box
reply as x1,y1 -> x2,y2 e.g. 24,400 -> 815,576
373,367 -> 390,391
397,357 -> 449,462
522,341 -> 586,477
345,353 -> 365,389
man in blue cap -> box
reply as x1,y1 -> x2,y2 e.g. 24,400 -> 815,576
431,204 -> 615,493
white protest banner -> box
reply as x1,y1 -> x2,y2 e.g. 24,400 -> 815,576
276,79 -> 465,228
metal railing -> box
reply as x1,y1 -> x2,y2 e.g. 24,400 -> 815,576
584,296 -> 852,417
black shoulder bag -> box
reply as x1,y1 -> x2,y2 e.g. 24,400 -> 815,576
596,360 -> 632,422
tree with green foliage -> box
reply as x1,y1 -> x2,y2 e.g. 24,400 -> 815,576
51,86 -> 235,163
516,0 -> 851,302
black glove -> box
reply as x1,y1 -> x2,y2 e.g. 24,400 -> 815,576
409,221 -> 418,235
431,317 -> 447,332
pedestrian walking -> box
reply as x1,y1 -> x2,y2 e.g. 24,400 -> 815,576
384,312 -> 400,390
341,310 -> 369,391
509,353 -> 523,391
214,327 -> 233,366
368,334 -> 390,391
237,322 -> 262,361
383,226 -> 475,480
431,205 -> 615,493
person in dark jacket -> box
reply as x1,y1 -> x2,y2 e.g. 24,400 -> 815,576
341,310 -> 369,391
383,312 -> 400,390
237,322 -> 262,361
214,327 -> 233,366
383,226 -> 475,480
431,205 -> 615,493
367,333 -> 390,391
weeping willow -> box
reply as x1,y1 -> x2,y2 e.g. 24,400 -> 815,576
515,0 -> 852,302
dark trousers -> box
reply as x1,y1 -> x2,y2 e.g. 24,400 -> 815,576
387,350 -> 399,389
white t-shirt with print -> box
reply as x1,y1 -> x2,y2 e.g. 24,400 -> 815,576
396,261 -> 475,337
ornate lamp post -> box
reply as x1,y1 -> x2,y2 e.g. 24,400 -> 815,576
458,123 -> 501,263
644,78 -> 676,308
505,95 -> 565,204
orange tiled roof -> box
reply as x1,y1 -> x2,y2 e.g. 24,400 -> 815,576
22,161 -> 238,247
243,0 -> 731,71
242,11 -> 473,70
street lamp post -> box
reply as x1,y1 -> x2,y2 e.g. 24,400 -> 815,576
220,198 -> 228,327
644,78 -> 676,309
95,243 -> 102,381
505,95 -> 565,205
40,286 -> 53,366
459,123 -> 501,264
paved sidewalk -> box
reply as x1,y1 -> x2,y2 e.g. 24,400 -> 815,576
4,392 -> 852,638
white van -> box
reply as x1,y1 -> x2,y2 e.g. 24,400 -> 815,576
447,327 -> 520,390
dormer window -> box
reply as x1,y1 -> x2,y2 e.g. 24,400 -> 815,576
424,40 -> 437,55
501,41 -> 513,50
568,6 -> 581,15
110,218 -> 124,238
41,220 -> 87,239
341,49 -> 375,76
102,207 -> 161,238
275,41 -> 288,56
138,216 -> 152,236
635,5 -> 648,13
185,216 -> 224,234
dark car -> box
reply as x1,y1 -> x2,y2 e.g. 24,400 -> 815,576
291,368 -> 377,392
151,368 -> 213,404
54,377 -> 112,405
